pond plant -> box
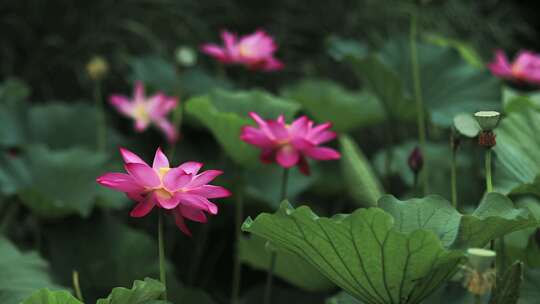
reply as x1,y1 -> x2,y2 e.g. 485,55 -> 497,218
1,2 -> 540,304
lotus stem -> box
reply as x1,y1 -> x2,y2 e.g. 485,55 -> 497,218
451,143 -> 458,209
72,270 -> 84,302
94,80 -> 106,153
158,210 -> 168,301
231,174 -> 244,304
485,148 -> 493,193
264,168 -> 290,304
410,8 -> 428,195
279,168 -> 290,202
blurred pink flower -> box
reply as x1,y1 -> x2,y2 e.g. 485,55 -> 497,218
201,30 -> 284,71
241,113 -> 340,175
488,49 -> 540,86
109,81 -> 179,143
96,147 -> 231,236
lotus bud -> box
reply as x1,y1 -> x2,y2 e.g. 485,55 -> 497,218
408,146 -> 424,175
86,56 -> 108,81
175,46 -> 197,67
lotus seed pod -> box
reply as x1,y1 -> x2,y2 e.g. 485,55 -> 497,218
467,248 -> 496,272
474,111 -> 501,131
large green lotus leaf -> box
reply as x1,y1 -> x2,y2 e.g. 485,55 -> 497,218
185,90 -> 299,167
20,289 -> 82,304
177,67 -> 232,96
502,87 -> 540,112
326,291 -> 362,304
379,38 -> 501,127
17,145 -> 109,218
244,165 -> 318,208
242,284 -> 324,304
373,141 -> 480,202
96,278 -> 165,304
521,269 -> 540,304
45,216 -> 206,303
348,55 -> 415,122
379,193 -> 538,249
339,135 -> 383,207
129,55 -> 180,95
45,216 -> 160,295
498,196 -> 540,268
326,36 -> 368,62
281,79 -> 385,132
242,202 -> 463,304
239,235 -> 335,292
453,193 -> 538,248
489,261 -> 523,304
209,89 -> 300,119
28,102 -> 123,151
0,151 -> 32,195
0,79 -> 30,146
494,100 -> 540,197
185,95 -> 258,166
0,237 -> 63,304
453,113 -> 480,138
424,34 -> 484,69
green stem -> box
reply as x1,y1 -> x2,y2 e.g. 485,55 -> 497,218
166,101 -> 184,161
231,175 -> 244,304
264,168 -> 290,304
158,210 -> 168,301
72,270 -> 84,302
410,9 -> 428,195
485,148 -> 492,193
451,145 -> 458,209
94,81 -> 106,153
0,201 -> 18,234
264,253 -> 277,304
279,168 -> 290,202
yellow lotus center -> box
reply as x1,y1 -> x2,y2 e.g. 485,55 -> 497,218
511,62 -> 524,77
155,188 -> 172,199
158,167 -> 170,179
133,103 -> 149,122
239,44 -> 254,57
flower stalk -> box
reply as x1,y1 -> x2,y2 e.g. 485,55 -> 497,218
72,270 -> 84,302
158,209 -> 168,301
410,8 -> 428,195
264,168 -> 290,304
485,148 -> 493,193
231,174 -> 244,304
94,80 -> 107,153
450,130 -> 460,208
87,56 -> 108,153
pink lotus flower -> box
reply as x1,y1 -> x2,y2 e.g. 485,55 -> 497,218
201,30 -> 284,71
109,81 -> 179,143
96,147 -> 231,236
240,113 -> 341,175
488,49 -> 540,86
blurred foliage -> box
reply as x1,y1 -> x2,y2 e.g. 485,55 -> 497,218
1,1 -> 540,303
1,0 -> 537,100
